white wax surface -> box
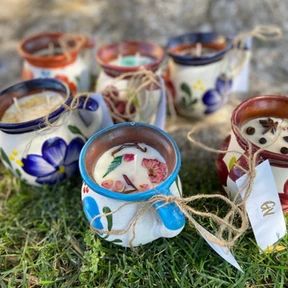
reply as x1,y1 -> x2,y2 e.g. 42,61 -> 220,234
1,91 -> 64,123
241,117 -> 288,154
93,143 -> 168,192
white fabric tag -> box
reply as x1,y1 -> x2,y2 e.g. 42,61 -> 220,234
194,222 -> 243,272
236,160 -> 287,251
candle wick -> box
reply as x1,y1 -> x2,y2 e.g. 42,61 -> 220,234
13,97 -> 21,113
196,42 -> 202,57
46,94 -> 50,105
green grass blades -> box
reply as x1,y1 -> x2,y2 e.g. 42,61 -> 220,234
0,161 -> 288,287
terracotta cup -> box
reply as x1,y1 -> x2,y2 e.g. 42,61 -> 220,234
216,95 -> 288,212
18,32 -> 93,93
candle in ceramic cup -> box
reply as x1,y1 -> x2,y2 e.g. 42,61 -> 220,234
241,117 -> 288,154
110,53 -> 153,67
94,142 -> 168,193
1,91 -> 64,123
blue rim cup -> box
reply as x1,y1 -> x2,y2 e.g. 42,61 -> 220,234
79,122 -> 186,232
0,78 -> 101,185
0,78 -> 100,134
166,32 -> 233,66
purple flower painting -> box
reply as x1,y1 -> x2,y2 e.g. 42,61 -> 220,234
22,137 -> 85,185
202,74 -> 232,114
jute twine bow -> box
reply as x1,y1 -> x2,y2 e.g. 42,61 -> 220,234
101,69 -> 161,122
90,191 -> 249,248
89,119 -> 286,248
228,24 -> 282,77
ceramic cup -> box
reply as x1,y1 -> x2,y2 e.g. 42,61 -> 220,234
0,78 -> 112,186
95,41 -> 166,127
216,95 -> 288,212
18,32 -> 93,94
80,122 -> 185,247
166,32 -> 234,118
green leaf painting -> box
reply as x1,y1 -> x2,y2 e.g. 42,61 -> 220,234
103,156 -> 123,178
68,125 -> 85,138
180,82 -> 192,97
0,148 -> 12,168
228,156 -> 237,171
103,206 -> 113,231
180,82 -> 197,108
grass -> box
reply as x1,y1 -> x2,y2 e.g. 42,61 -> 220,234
0,160 -> 287,288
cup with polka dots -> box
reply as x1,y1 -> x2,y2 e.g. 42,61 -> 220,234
216,95 -> 288,213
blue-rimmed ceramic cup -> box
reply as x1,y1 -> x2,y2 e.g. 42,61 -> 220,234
0,78 -> 112,186
80,122 -> 185,247
165,32 -> 234,117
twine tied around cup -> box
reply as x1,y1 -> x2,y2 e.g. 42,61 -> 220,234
227,24 -> 282,78
89,190 -> 249,248
101,69 -> 161,123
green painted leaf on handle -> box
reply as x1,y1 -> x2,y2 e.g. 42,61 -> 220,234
180,82 -> 192,97
228,156 -> 237,171
0,148 -> 12,168
68,125 -> 84,137
103,206 -> 113,231
111,239 -> 122,243
103,156 -> 123,178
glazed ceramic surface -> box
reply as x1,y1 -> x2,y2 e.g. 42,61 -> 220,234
96,41 -> 166,127
0,79 -> 112,186
216,96 -> 288,212
166,32 -> 233,118
19,32 -> 92,93
80,122 -> 185,247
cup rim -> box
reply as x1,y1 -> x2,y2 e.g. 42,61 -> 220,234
18,32 -> 85,68
166,32 -> 233,66
0,78 -> 72,134
96,40 -> 165,77
79,122 -> 181,201
231,95 -> 288,166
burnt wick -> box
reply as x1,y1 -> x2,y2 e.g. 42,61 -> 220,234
111,143 -> 147,156
123,174 -> 138,191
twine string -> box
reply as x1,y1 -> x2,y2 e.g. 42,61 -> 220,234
102,69 -> 161,122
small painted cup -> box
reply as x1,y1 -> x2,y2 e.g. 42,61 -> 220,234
216,95 -> 288,212
80,122 -> 185,247
166,32 -> 233,118
95,41 -> 166,126
0,78 -> 111,186
18,32 -> 93,94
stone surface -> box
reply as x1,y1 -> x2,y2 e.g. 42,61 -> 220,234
0,0 -> 287,164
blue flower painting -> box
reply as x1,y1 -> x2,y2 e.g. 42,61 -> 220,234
202,74 -> 232,114
22,137 -> 85,185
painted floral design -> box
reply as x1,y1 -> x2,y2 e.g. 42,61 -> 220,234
55,74 -> 77,95
202,74 -> 232,114
101,179 -> 125,192
21,68 -> 34,80
279,180 -> 288,212
102,85 -> 136,122
142,158 -> 168,184
22,137 -> 85,185
123,153 -> 134,162
179,82 -> 198,109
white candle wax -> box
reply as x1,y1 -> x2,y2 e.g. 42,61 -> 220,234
241,117 -> 288,154
1,91 -> 64,123
94,143 -> 168,192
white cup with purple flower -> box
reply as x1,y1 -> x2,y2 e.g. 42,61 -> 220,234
165,32 -> 234,118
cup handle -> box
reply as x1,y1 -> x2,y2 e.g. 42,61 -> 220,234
75,93 -> 113,138
153,188 -> 185,231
